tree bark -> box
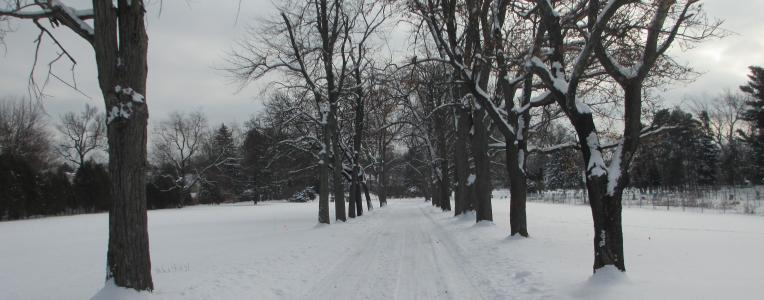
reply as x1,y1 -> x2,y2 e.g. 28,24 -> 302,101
378,147 -> 388,207
351,86 -> 365,217
362,180 -> 373,211
329,106 -> 346,222
506,77 -> 532,237
471,105 -> 492,222
454,104 -> 472,215
587,179 -> 625,272
354,181 -> 363,216
318,121 -> 330,224
94,0 -> 153,291
507,145 -> 528,237
437,133 -> 451,211
348,183 -> 357,218
430,175 -> 440,207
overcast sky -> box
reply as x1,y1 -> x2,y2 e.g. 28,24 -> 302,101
1,0 -> 763,129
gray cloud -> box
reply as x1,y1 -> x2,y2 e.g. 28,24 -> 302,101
0,0 -> 271,128
1,0 -> 762,129
663,0 -> 764,104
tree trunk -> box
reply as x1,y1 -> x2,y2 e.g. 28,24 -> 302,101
423,172 -> 432,202
431,176 -> 440,207
90,0 -> 154,291
378,155 -> 387,207
436,116 -> 451,212
506,77 -> 532,237
573,117 -> 626,272
587,81 -> 641,272
354,181 -> 363,216
585,175 -> 625,272
318,120 -> 330,224
362,180 -> 372,211
454,105 -> 471,215
105,106 -> 153,290
348,183 -> 357,218
471,106 -> 493,222
439,172 -> 451,211
507,145 -> 528,237
351,91 -> 365,217
329,106 -> 346,222
468,173 -> 477,211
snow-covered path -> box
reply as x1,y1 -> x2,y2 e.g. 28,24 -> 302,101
300,201 -> 496,300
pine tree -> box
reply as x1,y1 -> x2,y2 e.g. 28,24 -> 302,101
0,153 -> 38,220
38,166 -> 74,216
214,124 -> 236,158
202,124 -> 244,202
741,66 -> 764,183
695,112 -> 720,186
73,161 -> 111,212
542,149 -> 583,190
633,108 -> 719,189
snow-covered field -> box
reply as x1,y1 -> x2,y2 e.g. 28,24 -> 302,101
1,198 -> 763,299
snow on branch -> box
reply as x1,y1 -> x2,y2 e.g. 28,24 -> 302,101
1,1 -> 95,41
409,1 -> 516,138
49,0 -> 94,35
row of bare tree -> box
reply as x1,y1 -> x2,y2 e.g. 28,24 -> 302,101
0,0 -> 724,292
401,0 -> 721,273
225,0 -> 723,276
227,0 -> 400,222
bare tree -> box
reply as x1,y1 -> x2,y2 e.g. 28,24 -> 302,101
56,104 -> 106,167
691,90 -> 748,184
1,0 -> 153,290
409,0 -> 496,222
0,96 -> 52,169
346,0 -> 390,217
367,70 -> 407,207
397,62 -> 454,211
229,0 -> 392,222
242,92 -> 324,201
407,0 -> 719,273
691,90 -> 748,148
152,111 -> 211,197
525,0 -> 719,272
408,0 -> 552,228
228,0 -> 351,223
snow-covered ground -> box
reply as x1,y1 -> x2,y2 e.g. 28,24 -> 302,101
1,198 -> 763,299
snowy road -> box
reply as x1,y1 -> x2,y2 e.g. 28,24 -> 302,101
300,201 -> 499,300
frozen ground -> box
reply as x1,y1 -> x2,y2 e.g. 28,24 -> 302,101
1,198 -> 763,299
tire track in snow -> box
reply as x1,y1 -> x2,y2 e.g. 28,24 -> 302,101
417,204 -> 506,300
297,201 -> 494,299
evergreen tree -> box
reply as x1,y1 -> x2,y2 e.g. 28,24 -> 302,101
695,112 -> 720,186
542,148 -> 583,190
73,161 -> 111,212
240,120 -> 318,201
740,66 -> 764,183
198,181 -> 225,204
200,123 -> 244,203
632,108 -> 719,189
0,153 -> 38,220
146,164 -> 191,209
38,166 -> 74,216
